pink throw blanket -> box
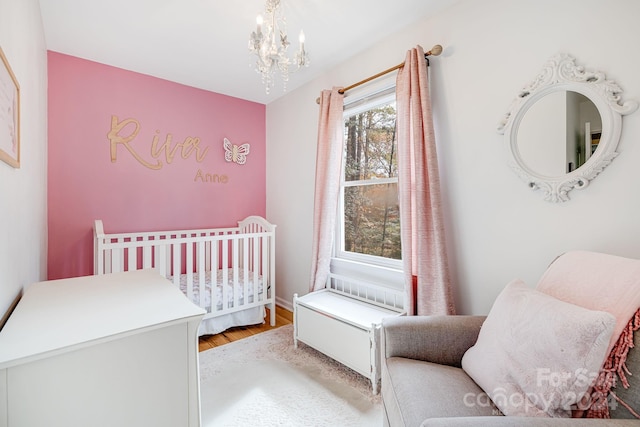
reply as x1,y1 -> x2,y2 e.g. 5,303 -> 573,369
536,251 -> 640,418
586,309 -> 640,418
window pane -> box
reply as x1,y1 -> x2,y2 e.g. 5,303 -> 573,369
343,183 -> 401,260
344,102 -> 397,181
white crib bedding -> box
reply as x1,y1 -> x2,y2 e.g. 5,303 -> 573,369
198,306 -> 265,336
173,269 -> 265,312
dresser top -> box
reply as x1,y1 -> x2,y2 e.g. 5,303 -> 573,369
0,269 -> 205,368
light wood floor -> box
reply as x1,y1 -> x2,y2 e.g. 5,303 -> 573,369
198,306 -> 293,352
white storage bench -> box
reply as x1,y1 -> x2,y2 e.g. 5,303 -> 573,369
293,274 -> 404,394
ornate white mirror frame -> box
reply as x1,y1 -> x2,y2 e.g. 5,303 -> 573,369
497,53 -> 638,202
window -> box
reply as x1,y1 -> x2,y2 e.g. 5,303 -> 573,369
334,88 -> 402,272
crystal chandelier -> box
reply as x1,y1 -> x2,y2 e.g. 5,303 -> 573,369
248,0 -> 310,94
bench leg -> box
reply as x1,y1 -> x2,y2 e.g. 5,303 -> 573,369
293,293 -> 298,349
371,324 -> 380,395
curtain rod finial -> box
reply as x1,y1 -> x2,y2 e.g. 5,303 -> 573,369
427,45 -> 443,56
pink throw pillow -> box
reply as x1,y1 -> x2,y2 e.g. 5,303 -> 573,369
461,279 -> 615,417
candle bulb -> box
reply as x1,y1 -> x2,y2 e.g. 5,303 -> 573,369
299,30 -> 305,52
256,15 -> 263,35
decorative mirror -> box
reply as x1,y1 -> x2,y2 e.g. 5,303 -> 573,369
497,54 -> 638,202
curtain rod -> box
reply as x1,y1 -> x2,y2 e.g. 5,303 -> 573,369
315,44 -> 442,104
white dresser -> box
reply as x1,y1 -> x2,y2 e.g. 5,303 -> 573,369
0,269 -> 205,427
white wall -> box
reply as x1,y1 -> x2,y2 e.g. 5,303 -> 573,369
267,0 -> 640,314
0,0 -> 47,320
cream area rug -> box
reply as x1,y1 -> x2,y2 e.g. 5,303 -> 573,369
199,324 -> 382,426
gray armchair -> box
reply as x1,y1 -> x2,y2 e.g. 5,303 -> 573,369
381,315 -> 640,426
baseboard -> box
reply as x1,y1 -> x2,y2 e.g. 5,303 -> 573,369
276,295 -> 293,313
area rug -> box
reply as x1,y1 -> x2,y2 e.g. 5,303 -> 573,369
199,324 -> 381,426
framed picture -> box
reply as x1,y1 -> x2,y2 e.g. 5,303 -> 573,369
0,46 -> 20,168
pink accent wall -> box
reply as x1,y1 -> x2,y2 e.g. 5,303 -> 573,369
47,52 -> 266,280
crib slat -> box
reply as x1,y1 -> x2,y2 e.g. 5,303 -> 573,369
187,242 -> 194,300
156,245 -> 167,277
143,244 -> 152,269
164,242 -> 171,277
105,248 -> 113,274
242,236 -> 249,308
186,241 -> 194,302
210,240 -> 219,312
198,241 -> 205,309
262,234 -> 269,298
112,244 -> 123,273
270,233 -> 275,302
127,244 -> 136,272
253,236 -> 260,302
232,237 -> 240,309
204,238 -> 211,272
221,238 -> 229,310
172,243 -> 181,287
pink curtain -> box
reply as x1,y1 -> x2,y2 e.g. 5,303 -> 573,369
396,45 -> 455,316
309,88 -> 344,292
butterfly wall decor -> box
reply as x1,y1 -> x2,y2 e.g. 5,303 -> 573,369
223,138 -> 250,165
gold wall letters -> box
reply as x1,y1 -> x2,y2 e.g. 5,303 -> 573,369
107,116 -> 162,170
150,132 -> 209,164
194,169 -> 228,184
107,115 -> 210,170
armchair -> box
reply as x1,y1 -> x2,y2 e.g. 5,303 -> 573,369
381,251 -> 640,427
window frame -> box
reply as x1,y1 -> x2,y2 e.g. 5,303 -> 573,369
331,86 -> 403,288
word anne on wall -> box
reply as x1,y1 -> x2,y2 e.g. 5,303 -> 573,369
107,115 -> 229,184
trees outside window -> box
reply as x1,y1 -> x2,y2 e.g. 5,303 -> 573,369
338,94 -> 401,264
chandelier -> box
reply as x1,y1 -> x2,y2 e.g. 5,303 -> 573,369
248,0 -> 310,94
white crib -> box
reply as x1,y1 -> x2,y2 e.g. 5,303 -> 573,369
94,216 -> 276,336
